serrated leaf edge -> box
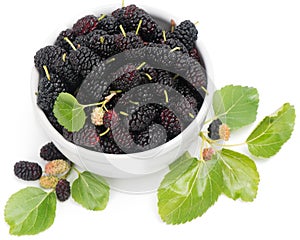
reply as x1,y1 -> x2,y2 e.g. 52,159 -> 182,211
246,103 -> 296,158
213,85 -> 259,130
4,187 -> 56,236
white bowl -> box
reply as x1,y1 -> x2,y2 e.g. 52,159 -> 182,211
31,6 -> 214,179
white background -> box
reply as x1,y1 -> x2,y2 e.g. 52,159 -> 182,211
0,0 -> 299,239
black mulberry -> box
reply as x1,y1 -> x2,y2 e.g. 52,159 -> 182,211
72,15 -> 98,36
103,110 -> 120,129
37,73 -> 67,113
54,29 -> 76,52
97,15 -> 118,34
89,34 -> 119,59
14,161 -> 42,181
172,20 -> 198,51
159,108 -> 182,140
115,32 -> 144,52
55,179 -> 71,202
133,124 -> 167,151
129,104 -> 160,132
109,64 -> 142,92
99,132 -> 124,154
69,46 -> 101,78
40,142 -> 67,161
72,125 -> 100,149
34,46 -> 66,74
112,5 -> 159,41
208,119 -> 223,140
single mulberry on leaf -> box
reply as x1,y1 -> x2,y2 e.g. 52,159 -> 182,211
14,161 -> 42,181
45,160 -> 70,176
39,175 -> 59,189
40,142 -> 67,161
55,179 -> 71,202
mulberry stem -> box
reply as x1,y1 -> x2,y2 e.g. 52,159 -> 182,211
98,14 -> 106,21
170,47 -> 181,53
171,19 -> 176,33
43,65 -> 51,81
62,53 -> 67,62
61,164 -> 73,180
144,73 -> 152,81
136,62 -> 146,70
201,86 -> 209,95
136,20 -> 143,35
64,37 -> 77,51
120,111 -> 129,116
83,101 -> 106,108
119,25 -> 127,37
73,167 -> 81,176
189,113 -> 195,119
164,90 -> 169,103
100,128 -> 110,137
162,30 -> 167,42
199,131 -> 246,147
199,132 -> 206,161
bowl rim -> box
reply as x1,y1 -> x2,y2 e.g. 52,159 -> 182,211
31,6 -> 215,161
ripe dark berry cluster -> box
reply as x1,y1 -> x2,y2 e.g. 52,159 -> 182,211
55,179 -> 71,202
14,142 -> 72,202
14,161 -> 42,181
40,142 -> 67,161
34,4 -> 208,154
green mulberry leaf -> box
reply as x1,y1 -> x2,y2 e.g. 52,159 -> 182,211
72,171 -> 110,211
247,103 -> 296,158
216,149 -> 259,201
213,85 -> 259,130
157,153 -> 223,224
4,187 -> 56,236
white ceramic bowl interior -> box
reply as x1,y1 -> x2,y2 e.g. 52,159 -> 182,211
31,5 -> 214,179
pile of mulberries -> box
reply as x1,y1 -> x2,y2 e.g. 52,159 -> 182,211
34,4 -> 207,154
14,142 -> 73,201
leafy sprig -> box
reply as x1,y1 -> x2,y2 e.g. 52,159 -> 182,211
4,166 -> 109,236
53,92 -> 117,132
157,85 -> 295,224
